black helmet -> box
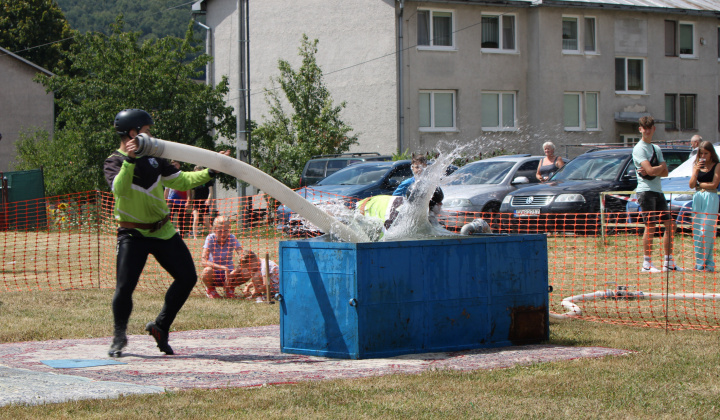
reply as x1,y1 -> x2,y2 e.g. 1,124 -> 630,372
114,109 -> 153,136
429,187 -> 444,210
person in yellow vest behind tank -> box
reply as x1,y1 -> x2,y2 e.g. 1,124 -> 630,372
356,188 -> 444,236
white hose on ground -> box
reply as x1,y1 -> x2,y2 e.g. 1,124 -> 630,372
550,289 -> 720,319
134,134 -> 369,243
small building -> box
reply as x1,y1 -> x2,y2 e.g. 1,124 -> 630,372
193,0 -> 720,159
0,46 -> 54,173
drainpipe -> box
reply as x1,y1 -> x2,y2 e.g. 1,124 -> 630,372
237,0 -> 247,197
397,0 -> 405,154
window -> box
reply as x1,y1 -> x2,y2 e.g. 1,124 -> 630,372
584,17 -> 596,52
679,22 -> 694,57
615,57 -> 644,93
665,94 -> 697,131
665,94 -> 677,130
417,10 -> 454,49
679,94 -> 697,130
481,14 -> 516,52
419,90 -> 456,131
563,16 -> 596,54
717,27 -> 719,60
481,92 -> 516,131
564,92 -> 599,131
665,20 -> 677,56
562,17 -> 578,52
665,20 -> 695,57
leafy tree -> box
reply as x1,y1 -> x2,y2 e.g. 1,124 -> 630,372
251,34 -> 358,187
13,18 -> 237,196
0,0 -> 75,72
56,0 -> 193,42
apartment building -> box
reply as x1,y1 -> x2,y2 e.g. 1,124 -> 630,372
193,0 -> 720,158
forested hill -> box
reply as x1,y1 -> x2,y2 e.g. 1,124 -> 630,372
56,0 -> 198,40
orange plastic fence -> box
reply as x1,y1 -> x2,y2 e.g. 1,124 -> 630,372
1,190 -> 718,331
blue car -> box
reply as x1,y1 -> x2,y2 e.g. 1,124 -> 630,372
277,160 -> 414,234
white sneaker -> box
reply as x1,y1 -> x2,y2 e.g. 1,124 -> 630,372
662,263 -> 684,272
641,265 -> 661,273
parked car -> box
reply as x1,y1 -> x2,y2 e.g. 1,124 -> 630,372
279,160 -> 414,234
438,154 -> 544,231
498,147 -> 690,232
299,152 -> 392,187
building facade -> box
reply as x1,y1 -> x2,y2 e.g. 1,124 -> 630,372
0,47 -> 54,173
196,0 -> 720,160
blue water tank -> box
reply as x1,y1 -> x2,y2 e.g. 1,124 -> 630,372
279,234 -> 548,359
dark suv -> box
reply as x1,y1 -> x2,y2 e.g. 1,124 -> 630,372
498,147 -> 690,232
300,153 -> 392,187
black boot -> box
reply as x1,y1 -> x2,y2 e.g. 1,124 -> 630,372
108,329 -> 128,357
145,321 -> 174,355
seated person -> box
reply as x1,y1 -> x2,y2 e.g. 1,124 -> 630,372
199,216 -> 244,298
236,250 -> 279,300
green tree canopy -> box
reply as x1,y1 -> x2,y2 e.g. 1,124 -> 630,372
14,18 -> 237,196
251,34 -> 358,187
0,0 -> 75,72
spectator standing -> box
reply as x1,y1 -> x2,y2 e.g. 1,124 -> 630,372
689,135 -> 702,158
536,141 -> 565,182
688,141 -> 720,272
393,153 -> 427,196
164,160 -> 190,236
189,166 -> 214,239
104,108 -> 225,357
632,116 -> 683,273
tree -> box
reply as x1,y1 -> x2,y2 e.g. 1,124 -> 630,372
251,34 -> 358,187
0,0 -> 75,73
13,18 -> 237,196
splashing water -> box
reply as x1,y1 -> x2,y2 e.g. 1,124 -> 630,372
293,142 -> 484,242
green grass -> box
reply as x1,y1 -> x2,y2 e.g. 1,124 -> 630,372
1,289 -> 720,418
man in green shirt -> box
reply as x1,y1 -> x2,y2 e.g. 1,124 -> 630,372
103,109 -> 227,357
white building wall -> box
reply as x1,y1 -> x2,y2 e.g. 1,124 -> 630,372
0,56 -> 54,173
206,0 -> 398,156
205,0 -> 720,171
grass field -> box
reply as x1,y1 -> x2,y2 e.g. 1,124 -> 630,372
2,221 -> 720,417
0,289 -> 719,418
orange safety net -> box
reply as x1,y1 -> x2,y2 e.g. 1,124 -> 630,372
1,191 -> 719,330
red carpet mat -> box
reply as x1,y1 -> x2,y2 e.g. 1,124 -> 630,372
0,325 -> 631,392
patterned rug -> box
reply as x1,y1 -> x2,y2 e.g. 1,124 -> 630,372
0,325 -> 631,406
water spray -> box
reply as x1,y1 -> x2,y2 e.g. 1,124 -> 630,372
133,134 -> 369,243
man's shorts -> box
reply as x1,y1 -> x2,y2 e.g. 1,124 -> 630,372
637,191 -> 671,224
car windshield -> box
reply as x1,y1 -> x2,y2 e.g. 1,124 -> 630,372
447,161 -> 515,185
317,164 -> 391,185
552,155 -> 626,181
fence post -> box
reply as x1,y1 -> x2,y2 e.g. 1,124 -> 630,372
96,191 -> 101,289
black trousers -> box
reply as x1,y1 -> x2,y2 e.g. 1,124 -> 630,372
113,232 -> 197,332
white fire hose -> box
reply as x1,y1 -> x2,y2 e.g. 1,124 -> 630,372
134,134 -> 369,243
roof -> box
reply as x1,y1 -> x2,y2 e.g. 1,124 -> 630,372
0,46 -> 54,77
198,0 -> 719,13
541,0 -> 719,13
404,0 -> 719,15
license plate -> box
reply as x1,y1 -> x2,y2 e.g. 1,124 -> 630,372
515,209 -> 540,217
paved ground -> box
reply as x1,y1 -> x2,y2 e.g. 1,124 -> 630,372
0,325 -> 631,407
